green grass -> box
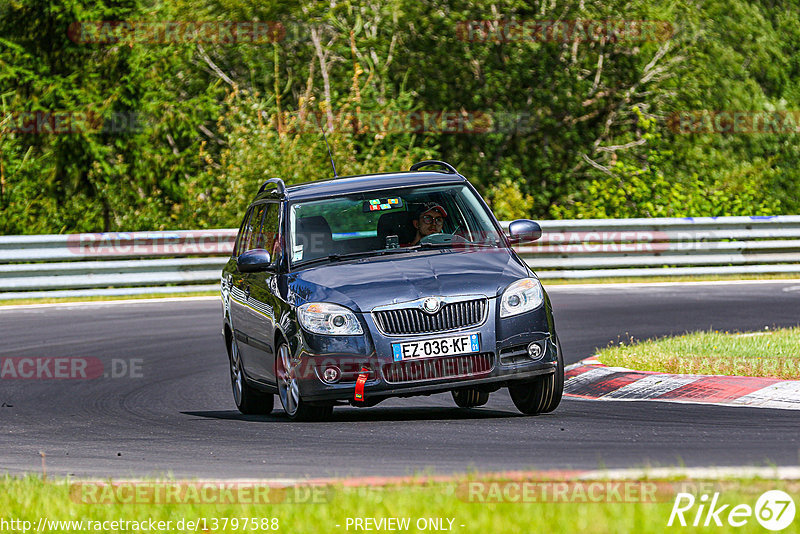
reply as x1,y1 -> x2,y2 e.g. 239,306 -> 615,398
1,475 -> 797,533
598,327 -> 800,379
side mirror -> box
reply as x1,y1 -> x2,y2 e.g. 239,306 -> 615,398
508,219 -> 542,244
237,249 -> 273,273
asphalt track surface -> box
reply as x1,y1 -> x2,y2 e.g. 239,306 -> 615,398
1,281 -> 799,479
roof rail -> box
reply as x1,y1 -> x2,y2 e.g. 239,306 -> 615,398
258,177 -> 287,197
409,160 -> 458,174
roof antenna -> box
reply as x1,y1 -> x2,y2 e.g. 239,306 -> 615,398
321,128 -> 338,178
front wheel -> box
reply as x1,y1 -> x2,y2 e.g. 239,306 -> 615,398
451,388 -> 490,408
276,342 -> 333,421
508,339 -> 564,415
229,336 -> 274,415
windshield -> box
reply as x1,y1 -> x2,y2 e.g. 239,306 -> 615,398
289,184 -> 505,267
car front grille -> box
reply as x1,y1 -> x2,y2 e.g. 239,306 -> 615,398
382,353 -> 494,384
373,298 -> 487,335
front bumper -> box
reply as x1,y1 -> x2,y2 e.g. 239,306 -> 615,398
289,298 -> 559,403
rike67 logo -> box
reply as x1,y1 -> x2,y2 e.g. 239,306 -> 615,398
668,490 -> 795,531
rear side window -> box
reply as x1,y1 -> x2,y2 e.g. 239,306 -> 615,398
234,204 -> 265,256
233,207 -> 253,257
244,204 -> 267,252
257,202 -> 282,259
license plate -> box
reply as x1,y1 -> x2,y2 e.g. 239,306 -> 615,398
392,333 -> 480,361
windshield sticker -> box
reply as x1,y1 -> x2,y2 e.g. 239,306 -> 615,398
292,244 -> 304,262
364,198 -> 404,212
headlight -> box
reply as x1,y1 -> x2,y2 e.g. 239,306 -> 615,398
500,278 -> 544,318
297,302 -> 363,335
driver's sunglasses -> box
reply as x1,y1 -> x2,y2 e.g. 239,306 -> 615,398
421,215 -> 444,224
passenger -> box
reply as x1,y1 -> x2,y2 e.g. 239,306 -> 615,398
409,202 -> 447,245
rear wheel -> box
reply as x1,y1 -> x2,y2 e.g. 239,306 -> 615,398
229,336 -> 274,415
276,341 -> 333,421
508,339 -> 564,415
451,388 -> 490,408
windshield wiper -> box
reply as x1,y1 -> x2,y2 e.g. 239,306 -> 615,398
410,240 -> 501,250
293,247 -> 414,268
413,242 -> 454,249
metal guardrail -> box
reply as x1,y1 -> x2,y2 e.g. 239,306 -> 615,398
0,230 -> 234,299
1,216 -> 799,299
506,215 -> 800,278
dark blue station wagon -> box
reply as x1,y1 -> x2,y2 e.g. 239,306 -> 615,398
221,161 -> 563,420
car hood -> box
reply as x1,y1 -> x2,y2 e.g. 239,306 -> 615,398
286,248 -> 532,312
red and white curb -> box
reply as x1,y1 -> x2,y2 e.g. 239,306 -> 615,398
565,356 -> 800,410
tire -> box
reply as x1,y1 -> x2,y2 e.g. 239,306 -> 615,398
508,339 -> 564,415
276,341 -> 333,421
451,388 -> 490,408
229,336 -> 274,415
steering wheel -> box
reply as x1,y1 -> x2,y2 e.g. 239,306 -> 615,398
419,233 -> 469,245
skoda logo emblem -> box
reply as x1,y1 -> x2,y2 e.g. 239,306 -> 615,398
422,297 -> 441,314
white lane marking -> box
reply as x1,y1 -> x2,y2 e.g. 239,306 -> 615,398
578,466 -> 800,481
733,332 -> 771,337
0,296 -> 219,312
62,466 -> 800,485
546,279 -> 800,292
599,374 -> 699,399
730,381 -> 800,410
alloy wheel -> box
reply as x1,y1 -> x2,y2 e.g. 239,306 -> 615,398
230,338 -> 244,406
277,343 -> 300,417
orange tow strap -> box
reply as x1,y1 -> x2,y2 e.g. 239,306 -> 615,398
354,368 -> 368,402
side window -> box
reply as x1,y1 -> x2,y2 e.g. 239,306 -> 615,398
242,204 -> 267,252
257,202 -> 282,262
233,207 -> 253,257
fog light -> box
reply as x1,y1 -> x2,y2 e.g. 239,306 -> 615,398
322,366 -> 341,383
527,341 -> 544,360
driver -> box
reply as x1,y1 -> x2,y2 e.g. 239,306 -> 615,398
409,202 -> 447,245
